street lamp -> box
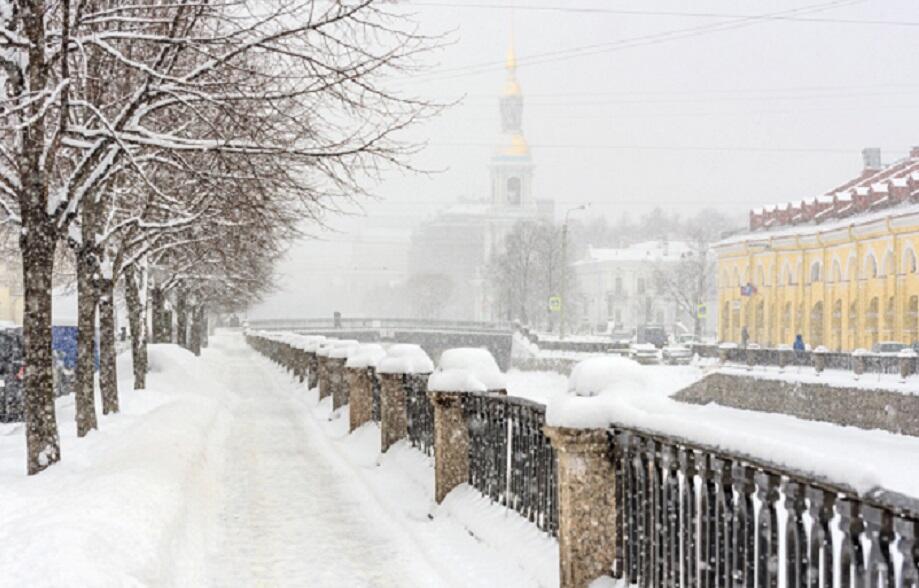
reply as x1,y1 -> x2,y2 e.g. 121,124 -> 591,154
560,203 -> 590,340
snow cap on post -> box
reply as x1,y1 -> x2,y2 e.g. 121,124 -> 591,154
546,355 -> 650,429
315,339 -> 340,357
345,343 -> 387,369
328,341 -> 360,359
427,347 -> 506,393
376,343 -> 434,375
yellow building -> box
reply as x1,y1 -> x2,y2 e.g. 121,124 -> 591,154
714,147 -> 919,351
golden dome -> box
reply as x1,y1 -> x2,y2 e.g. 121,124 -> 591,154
503,79 -> 521,97
497,132 -> 530,157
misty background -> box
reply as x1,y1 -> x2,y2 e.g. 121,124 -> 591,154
250,0 -> 919,320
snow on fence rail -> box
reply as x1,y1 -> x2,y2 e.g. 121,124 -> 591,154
245,330 -> 919,587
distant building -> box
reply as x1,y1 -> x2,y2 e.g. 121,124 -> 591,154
407,36 -> 553,320
714,147 -> 919,350
573,240 -> 710,335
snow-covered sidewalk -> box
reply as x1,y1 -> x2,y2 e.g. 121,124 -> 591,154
0,332 -> 557,587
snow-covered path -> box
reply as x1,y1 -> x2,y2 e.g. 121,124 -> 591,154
205,334 -> 443,587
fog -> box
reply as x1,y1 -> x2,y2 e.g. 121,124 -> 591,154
251,0 -> 919,321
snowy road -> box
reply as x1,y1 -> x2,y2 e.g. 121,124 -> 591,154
205,335 -> 444,587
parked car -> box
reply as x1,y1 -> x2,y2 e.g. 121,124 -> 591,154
635,324 -> 668,348
629,342 -> 660,365
871,341 -> 908,355
662,344 -> 693,365
676,334 -> 699,346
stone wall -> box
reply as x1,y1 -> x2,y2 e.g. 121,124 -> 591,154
674,372 -> 919,437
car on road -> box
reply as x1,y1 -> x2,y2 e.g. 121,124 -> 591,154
629,342 -> 660,365
662,344 -> 693,365
871,341 -> 908,355
635,324 -> 668,348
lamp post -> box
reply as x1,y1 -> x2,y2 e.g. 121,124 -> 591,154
560,203 -> 590,340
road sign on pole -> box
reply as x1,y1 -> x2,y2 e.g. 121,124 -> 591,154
548,296 -> 561,313
697,304 -> 707,319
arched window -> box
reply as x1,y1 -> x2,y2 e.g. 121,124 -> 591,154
882,251 -> 895,277
506,177 -> 522,205
831,259 -> 842,283
904,248 -> 918,274
784,262 -> 797,286
865,253 -> 879,279
755,265 -> 765,286
809,261 -> 822,284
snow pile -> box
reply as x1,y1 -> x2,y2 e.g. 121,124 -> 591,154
301,376 -> 558,587
0,343 -> 231,585
428,348 -> 506,393
345,343 -> 386,369
376,343 -> 434,375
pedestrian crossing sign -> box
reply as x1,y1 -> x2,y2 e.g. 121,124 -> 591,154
548,296 -> 561,312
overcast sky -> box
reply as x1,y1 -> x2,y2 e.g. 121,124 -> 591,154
252,0 -> 919,318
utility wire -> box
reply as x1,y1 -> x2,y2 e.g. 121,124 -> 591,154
410,0 -> 863,82
409,1 -> 916,27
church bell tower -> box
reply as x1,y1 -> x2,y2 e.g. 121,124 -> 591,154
490,36 -> 534,210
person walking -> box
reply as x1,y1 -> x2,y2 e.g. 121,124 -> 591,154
740,326 -> 749,349
793,334 -> 806,366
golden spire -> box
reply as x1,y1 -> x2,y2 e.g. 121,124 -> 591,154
503,32 -> 521,97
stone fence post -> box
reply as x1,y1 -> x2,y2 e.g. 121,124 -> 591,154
380,372 -> 408,452
329,357 -> 348,410
429,390 -> 469,503
544,426 -> 617,588
317,354 -> 331,399
306,351 -> 319,389
348,367 -> 374,432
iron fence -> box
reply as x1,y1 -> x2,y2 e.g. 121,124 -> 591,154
464,393 -> 559,537
610,424 -> 919,586
405,374 -> 434,456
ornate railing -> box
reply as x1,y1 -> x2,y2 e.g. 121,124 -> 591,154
404,374 -> 434,456
610,423 -> 919,586
465,393 -> 559,537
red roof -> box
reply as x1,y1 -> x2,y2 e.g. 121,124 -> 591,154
748,147 -> 919,232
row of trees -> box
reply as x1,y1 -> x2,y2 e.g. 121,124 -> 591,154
487,209 -> 737,336
0,1 -> 436,474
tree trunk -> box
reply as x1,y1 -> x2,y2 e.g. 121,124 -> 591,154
151,286 -> 166,343
75,248 -> 98,436
98,277 -> 118,414
124,268 -> 147,390
189,304 -> 203,356
21,221 -> 61,474
176,288 -> 187,348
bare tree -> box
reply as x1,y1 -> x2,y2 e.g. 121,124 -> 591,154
1,1 -> 440,473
